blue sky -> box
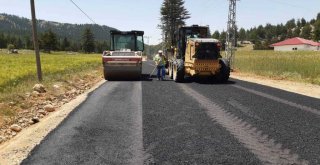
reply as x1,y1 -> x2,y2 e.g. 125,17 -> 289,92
0,0 -> 319,45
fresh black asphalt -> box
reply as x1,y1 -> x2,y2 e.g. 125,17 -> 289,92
21,60 -> 320,164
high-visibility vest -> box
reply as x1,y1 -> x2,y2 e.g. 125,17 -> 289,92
153,54 -> 166,66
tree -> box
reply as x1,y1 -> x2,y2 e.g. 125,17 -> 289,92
15,37 -> 23,49
238,28 -> 246,41
0,33 -> 5,48
219,30 -> 227,50
296,19 -> 301,27
96,41 -> 109,53
40,29 -> 58,53
212,30 -> 220,39
82,27 -> 95,53
300,24 -> 312,39
285,19 -> 296,29
24,35 -> 33,49
310,19 -> 316,25
293,27 -> 301,37
263,23 -> 276,41
286,29 -> 293,39
248,28 -> 258,42
256,25 -> 266,39
301,18 -> 307,27
159,0 -> 190,48
253,40 -> 262,50
61,37 -> 70,51
317,13 -> 320,21
313,20 -> 320,41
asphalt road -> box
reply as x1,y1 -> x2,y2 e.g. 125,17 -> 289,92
22,60 -> 320,165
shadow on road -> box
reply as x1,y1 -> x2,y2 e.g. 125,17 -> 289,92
179,77 -> 236,85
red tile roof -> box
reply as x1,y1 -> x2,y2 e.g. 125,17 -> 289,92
271,37 -> 320,47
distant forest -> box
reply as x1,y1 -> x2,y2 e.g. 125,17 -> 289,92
212,13 -> 320,50
0,13 -> 116,52
1,12 -> 320,52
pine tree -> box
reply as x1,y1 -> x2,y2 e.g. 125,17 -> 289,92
24,35 -> 32,49
313,20 -> 320,41
61,37 -> 70,51
160,0 -> 190,48
296,19 -> 301,27
293,28 -> 301,37
82,27 -> 95,53
310,19 -> 316,25
238,28 -> 246,41
219,31 -> 227,50
16,37 -> 23,49
317,13 -> 320,21
285,19 -> 296,29
301,18 -> 307,27
40,29 -> 58,53
212,30 -> 220,39
286,29 -> 293,39
96,41 -> 109,53
0,33 -> 5,48
300,24 -> 312,39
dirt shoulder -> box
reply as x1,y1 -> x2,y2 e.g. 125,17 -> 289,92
231,72 -> 320,99
0,80 -> 105,165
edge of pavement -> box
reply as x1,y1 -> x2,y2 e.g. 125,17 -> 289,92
230,72 -> 320,99
0,80 -> 106,165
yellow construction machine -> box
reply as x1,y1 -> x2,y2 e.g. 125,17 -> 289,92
167,25 -> 230,83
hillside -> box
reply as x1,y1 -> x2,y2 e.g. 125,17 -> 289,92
0,13 -> 117,44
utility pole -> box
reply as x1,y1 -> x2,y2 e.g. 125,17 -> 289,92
226,0 -> 238,70
30,0 -> 42,81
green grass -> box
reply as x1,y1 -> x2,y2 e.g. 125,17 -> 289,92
0,50 -> 102,110
233,50 -> 320,85
0,51 -> 101,92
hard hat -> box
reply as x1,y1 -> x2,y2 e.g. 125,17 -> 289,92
158,50 -> 163,54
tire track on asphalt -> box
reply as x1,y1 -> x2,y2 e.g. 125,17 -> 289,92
232,85 -> 320,117
127,82 -> 144,164
179,84 -> 309,165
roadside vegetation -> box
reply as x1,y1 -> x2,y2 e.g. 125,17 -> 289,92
0,50 -> 102,124
233,49 -> 320,85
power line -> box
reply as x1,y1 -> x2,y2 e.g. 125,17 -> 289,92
69,0 -> 97,24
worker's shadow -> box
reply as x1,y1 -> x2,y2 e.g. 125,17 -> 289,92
140,74 -> 175,82
140,74 -> 156,81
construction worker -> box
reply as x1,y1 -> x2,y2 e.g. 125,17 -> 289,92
153,50 -> 166,80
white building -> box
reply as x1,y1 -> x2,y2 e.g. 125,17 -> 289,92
270,37 -> 320,51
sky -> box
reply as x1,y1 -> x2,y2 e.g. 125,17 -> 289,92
0,0 -> 320,45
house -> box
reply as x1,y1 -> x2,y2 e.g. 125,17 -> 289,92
270,37 -> 320,51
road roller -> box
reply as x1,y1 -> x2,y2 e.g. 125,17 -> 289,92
102,30 -> 144,80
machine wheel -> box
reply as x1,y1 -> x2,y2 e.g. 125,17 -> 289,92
103,71 -> 108,80
216,59 -> 230,83
173,59 -> 185,83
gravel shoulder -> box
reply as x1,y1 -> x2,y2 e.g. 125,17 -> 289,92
0,80 -> 105,165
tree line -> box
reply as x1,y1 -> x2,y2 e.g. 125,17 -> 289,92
158,1 -> 320,51
212,13 -> 320,50
0,27 -> 109,53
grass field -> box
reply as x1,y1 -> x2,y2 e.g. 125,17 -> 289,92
0,50 -> 102,123
0,50 -> 102,100
233,50 -> 320,85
